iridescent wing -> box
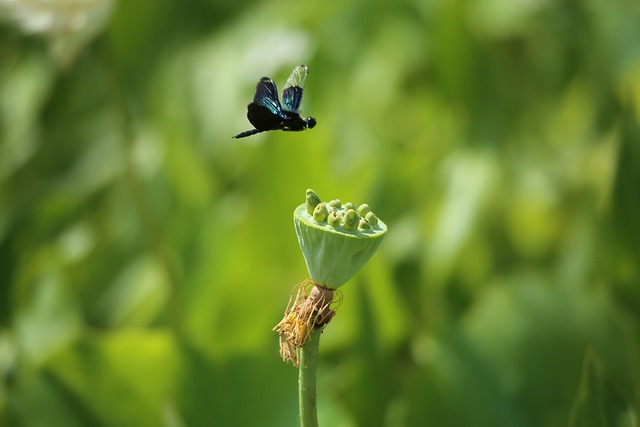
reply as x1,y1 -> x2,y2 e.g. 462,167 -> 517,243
281,65 -> 308,113
245,77 -> 287,131
252,77 -> 286,118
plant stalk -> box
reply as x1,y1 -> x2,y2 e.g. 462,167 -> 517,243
299,329 -> 322,427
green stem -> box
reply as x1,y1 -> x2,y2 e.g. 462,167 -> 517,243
299,329 -> 322,427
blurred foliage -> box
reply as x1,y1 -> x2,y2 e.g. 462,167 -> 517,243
1,0 -> 640,426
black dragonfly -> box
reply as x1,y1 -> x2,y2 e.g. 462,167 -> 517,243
233,64 -> 316,139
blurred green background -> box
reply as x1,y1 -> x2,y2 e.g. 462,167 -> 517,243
1,0 -> 640,426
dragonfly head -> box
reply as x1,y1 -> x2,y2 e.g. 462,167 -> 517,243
306,116 -> 317,129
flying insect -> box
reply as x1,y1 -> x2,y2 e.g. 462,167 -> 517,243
233,64 -> 316,139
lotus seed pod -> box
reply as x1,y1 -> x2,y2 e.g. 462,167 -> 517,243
293,189 -> 387,289
306,189 -> 321,214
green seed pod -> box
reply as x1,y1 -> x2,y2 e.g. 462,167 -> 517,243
293,189 -> 387,289
365,211 -> 379,226
306,189 -> 322,215
357,204 -> 371,217
343,209 -> 359,231
313,203 -> 329,222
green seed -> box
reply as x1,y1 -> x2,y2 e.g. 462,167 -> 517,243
359,218 -> 371,230
313,203 -> 328,222
365,211 -> 379,225
328,199 -> 342,209
343,209 -> 360,231
328,211 -> 342,227
306,189 -> 322,214
344,202 -> 356,211
357,204 -> 371,217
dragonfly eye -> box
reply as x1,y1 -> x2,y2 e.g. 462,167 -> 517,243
307,117 -> 317,129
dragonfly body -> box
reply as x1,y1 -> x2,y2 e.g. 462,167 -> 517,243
233,65 -> 316,139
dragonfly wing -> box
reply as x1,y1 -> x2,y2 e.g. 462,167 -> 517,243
252,77 -> 286,118
281,65 -> 308,113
